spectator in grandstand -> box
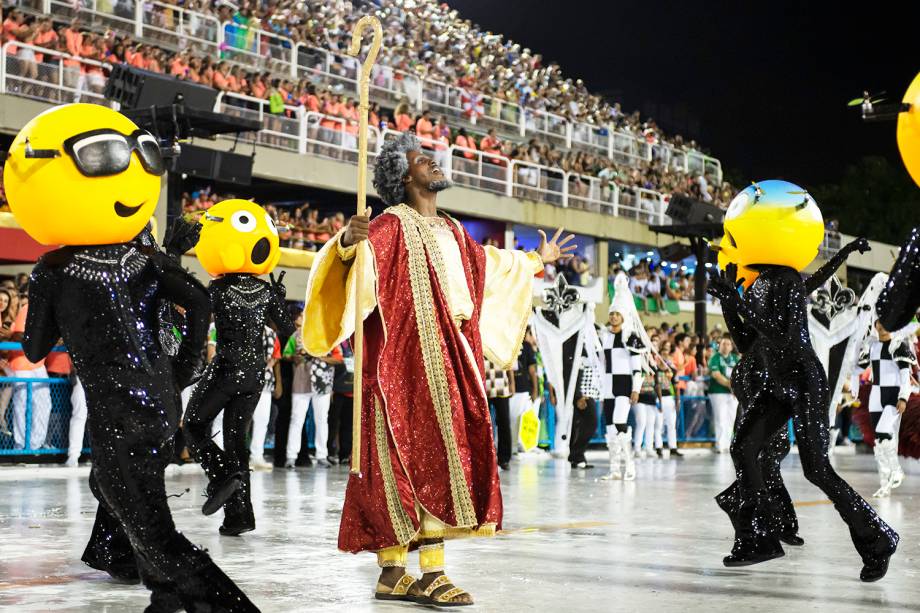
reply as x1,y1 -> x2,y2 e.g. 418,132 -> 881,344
645,266 -> 665,312
327,339 -> 354,465
6,0 -> 737,207
394,99 -> 414,132
0,287 -> 16,436
708,337 -> 739,453
7,292 -> 53,450
480,128 -> 505,165
562,253 -> 591,287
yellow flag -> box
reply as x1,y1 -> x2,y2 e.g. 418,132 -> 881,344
518,407 -> 540,452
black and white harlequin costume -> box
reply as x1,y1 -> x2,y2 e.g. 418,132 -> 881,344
856,336 -> 916,497
600,273 -> 654,481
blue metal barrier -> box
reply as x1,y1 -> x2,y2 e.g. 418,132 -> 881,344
0,341 -> 87,457
0,342 -> 68,351
0,375 -> 88,456
535,392 -> 718,449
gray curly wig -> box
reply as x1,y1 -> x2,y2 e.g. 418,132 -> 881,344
373,132 -> 420,206
372,132 -> 451,206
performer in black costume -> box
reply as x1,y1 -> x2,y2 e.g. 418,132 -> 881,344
80,220 -> 203,585
184,199 -> 295,536
877,227 -> 920,331
4,104 -> 257,611
709,180 -> 898,582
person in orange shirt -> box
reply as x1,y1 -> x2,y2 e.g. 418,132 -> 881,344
2,9 -> 26,57
454,127 -> 478,159
369,103 -> 381,131
170,51 -> 188,78
320,92 -> 342,133
8,299 -> 53,450
394,100 -> 413,132
129,44 -> 148,69
186,57 -> 202,83
670,333 -> 691,396
31,18 -> 58,64
342,97 -> 359,149
302,84 -> 320,112
249,72 -> 267,99
480,128 -> 505,165
414,109 -> 436,145
211,61 -> 229,90
63,17 -> 82,57
200,57 -> 214,86
123,43 -> 136,66
146,48 -> 162,73
227,64 -> 243,93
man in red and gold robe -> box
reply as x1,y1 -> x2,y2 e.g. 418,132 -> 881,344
303,133 -> 573,605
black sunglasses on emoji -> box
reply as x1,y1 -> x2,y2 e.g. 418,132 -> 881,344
26,128 -> 166,177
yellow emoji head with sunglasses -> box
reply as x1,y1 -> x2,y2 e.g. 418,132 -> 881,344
714,180 -> 824,289
195,199 -> 281,277
3,103 -> 164,246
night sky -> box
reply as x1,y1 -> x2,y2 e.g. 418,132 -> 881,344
449,0 -> 917,188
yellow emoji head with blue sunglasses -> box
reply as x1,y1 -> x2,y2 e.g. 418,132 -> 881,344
195,199 -> 280,276
714,180 -> 824,289
3,103 -> 163,246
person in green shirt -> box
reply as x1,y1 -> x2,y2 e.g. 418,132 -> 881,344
708,337 -> 739,453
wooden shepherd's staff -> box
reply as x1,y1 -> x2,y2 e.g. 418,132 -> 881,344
346,15 -> 382,475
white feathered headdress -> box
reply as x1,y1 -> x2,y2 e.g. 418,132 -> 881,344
609,272 -> 657,371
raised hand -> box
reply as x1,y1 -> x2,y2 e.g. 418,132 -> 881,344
707,263 -> 744,305
163,217 -> 202,257
341,207 -> 372,247
270,271 -> 287,300
538,227 -> 577,264
847,237 -> 871,255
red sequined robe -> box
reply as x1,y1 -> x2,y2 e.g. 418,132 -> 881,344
303,204 -> 541,553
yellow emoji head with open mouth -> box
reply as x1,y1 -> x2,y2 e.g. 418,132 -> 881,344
195,199 -> 281,277
4,103 -> 163,246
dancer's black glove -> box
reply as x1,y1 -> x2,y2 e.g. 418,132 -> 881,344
163,218 -> 202,258
270,271 -> 287,302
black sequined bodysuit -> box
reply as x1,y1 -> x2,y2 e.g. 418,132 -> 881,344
878,227 -> 920,332
23,243 -> 257,611
185,274 -> 294,532
715,264 -> 899,569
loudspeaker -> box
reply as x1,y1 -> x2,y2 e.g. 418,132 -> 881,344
104,64 -> 218,111
177,144 -> 252,186
659,242 -> 693,263
666,194 -> 724,225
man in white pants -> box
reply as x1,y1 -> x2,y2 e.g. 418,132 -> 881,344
708,338 -> 739,453
66,375 -> 87,466
249,326 -> 281,469
509,331 -> 539,455
285,322 -> 340,468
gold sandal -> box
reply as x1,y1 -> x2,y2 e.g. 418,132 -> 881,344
375,573 -> 420,602
417,575 -> 473,607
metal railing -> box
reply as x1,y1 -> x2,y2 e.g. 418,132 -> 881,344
210,97 -> 671,221
521,390 -> 715,450
0,42 -> 113,105
141,1 -> 221,55
7,0 -> 722,181
0,342 -> 85,457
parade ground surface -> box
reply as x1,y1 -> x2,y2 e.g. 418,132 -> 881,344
1,449 -> 918,612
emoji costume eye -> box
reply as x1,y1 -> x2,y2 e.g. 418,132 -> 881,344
265,213 -> 278,236
231,211 -> 257,233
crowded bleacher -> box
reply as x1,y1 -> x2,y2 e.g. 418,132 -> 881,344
1,0 -> 732,212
